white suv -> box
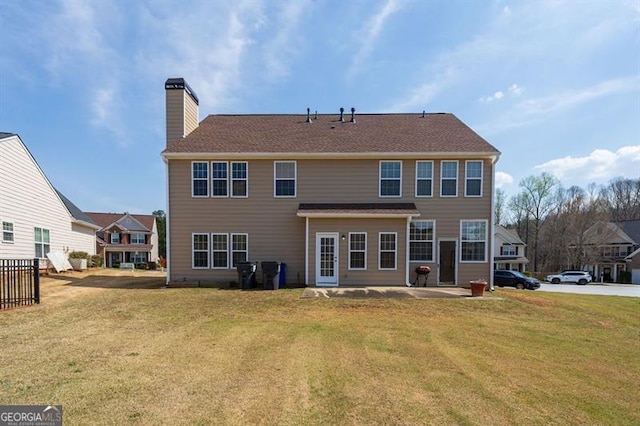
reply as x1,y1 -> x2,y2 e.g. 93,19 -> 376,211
545,271 -> 592,285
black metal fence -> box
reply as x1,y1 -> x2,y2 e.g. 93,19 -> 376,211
0,258 -> 40,309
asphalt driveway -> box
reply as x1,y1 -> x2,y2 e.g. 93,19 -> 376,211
537,283 -> 640,298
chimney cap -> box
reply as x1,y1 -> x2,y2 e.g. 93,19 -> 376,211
165,77 -> 199,105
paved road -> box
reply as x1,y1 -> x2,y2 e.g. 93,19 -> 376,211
537,283 -> 640,298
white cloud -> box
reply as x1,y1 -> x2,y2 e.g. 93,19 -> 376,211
509,84 -> 523,95
495,171 -> 514,188
347,0 -> 403,78
534,145 -> 640,183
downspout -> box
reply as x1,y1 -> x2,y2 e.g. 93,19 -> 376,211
489,157 -> 497,291
165,158 -> 171,286
305,217 -> 309,286
405,217 -> 412,287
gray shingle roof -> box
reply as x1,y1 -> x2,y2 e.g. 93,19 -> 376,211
55,189 -> 97,227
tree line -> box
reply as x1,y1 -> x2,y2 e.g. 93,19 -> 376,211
495,174 -> 640,274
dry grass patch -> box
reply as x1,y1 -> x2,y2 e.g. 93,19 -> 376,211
0,270 -> 638,425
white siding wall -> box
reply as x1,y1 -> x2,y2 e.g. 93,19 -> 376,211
0,136 -> 96,259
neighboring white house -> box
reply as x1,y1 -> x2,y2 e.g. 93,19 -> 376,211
0,132 -> 99,261
493,224 -> 529,272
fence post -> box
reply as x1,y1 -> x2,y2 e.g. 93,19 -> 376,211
33,258 -> 40,304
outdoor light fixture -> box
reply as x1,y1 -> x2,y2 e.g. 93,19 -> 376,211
341,234 -> 346,240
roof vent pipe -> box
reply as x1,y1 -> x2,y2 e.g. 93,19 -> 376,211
315,110 -> 318,120
350,107 -> 356,123
339,107 -> 344,122
422,110 -> 425,118
306,107 -> 312,123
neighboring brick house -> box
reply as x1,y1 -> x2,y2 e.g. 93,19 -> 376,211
493,224 -> 529,272
162,78 -> 501,288
580,220 -> 640,283
86,212 -> 159,267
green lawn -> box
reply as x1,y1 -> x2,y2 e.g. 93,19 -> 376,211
1,271 -> 639,425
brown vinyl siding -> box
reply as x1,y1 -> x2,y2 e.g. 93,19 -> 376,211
168,157 -> 494,287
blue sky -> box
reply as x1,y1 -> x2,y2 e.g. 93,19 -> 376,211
1,0 -> 638,215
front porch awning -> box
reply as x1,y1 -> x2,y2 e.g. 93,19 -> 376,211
495,256 -> 530,264
297,203 -> 420,219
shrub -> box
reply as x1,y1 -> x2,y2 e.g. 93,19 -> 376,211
135,262 -> 148,270
90,255 -> 103,267
618,271 -> 631,284
68,251 -> 89,259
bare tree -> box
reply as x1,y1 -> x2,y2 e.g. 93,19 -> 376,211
518,173 -> 559,272
494,188 -> 506,225
600,178 -> 640,221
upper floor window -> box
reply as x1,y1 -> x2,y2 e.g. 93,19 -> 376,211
34,227 -> 50,259
192,233 -> 209,268
465,160 -> 483,197
502,245 -> 517,256
380,161 -> 402,197
110,233 -> 120,244
379,232 -> 397,270
232,162 -> 248,197
192,162 -> 209,197
212,162 -> 228,197
349,232 -> 367,270
2,221 -> 14,243
274,161 -> 296,197
409,220 -> 434,262
131,233 -> 145,244
415,161 -> 433,197
441,161 -> 458,197
460,220 -> 487,262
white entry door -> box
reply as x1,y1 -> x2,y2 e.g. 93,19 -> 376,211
316,233 -> 338,286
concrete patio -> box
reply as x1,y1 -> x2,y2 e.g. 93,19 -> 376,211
301,286 -> 500,299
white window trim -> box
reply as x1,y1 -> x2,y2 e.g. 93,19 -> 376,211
131,233 -> 145,244
409,220 -> 435,262
191,161 -> 210,198
2,221 -> 14,243
348,232 -> 367,271
211,233 -> 229,269
192,233 -> 210,269
415,160 -> 434,198
110,233 -> 120,244
34,227 -> 51,259
231,233 -> 249,268
502,245 -> 517,256
440,160 -> 458,198
378,232 -> 398,270
460,220 -> 488,263
274,161 -> 297,198
464,160 -> 483,198
211,161 -> 229,198
379,160 -> 402,198
231,161 -> 249,198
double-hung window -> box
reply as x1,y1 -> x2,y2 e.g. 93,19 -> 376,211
460,220 -> 487,262
379,161 -> 402,197
441,161 -> 458,197
212,162 -> 228,197
379,232 -> 397,270
274,161 -> 296,197
2,222 -> 14,242
501,245 -> 517,256
231,233 -> 248,267
231,162 -> 248,197
349,233 -> 367,270
34,227 -> 50,259
409,221 -> 434,262
211,233 -> 229,268
192,162 -> 209,197
465,160 -> 483,197
415,161 -> 433,197
110,233 -> 120,244
192,233 -> 209,268
131,233 -> 145,244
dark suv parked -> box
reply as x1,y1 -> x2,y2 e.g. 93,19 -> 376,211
494,270 -> 540,290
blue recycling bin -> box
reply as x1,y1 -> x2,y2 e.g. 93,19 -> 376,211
278,263 -> 287,288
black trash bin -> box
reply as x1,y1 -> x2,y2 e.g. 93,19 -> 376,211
236,262 -> 257,290
261,261 -> 279,290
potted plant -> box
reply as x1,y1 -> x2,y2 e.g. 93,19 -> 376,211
469,279 -> 488,297
68,251 -> 89,271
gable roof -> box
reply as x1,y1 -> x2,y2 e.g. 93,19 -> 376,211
495,224 -> 526,245
55,189 -> 99,229
616,220 -> 640,245
162,113 -> 500,158
86,212 -> 155,232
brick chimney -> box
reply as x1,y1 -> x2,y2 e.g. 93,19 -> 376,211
165,78 -> 199,145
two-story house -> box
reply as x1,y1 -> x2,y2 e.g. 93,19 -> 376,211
162,78 -> 500,288
493,224 -> 529,272
580,220 -> 640,282
86,212 -> 159,268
